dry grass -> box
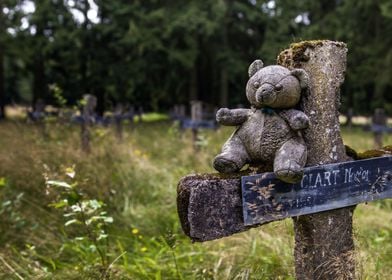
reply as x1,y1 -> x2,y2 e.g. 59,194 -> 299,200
0,119 -> 391,279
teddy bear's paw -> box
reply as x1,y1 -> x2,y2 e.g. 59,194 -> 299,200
291,114 -> 310,130
213,156 -> 240,173
275,168 -> 304,184
216,108 -> 231,123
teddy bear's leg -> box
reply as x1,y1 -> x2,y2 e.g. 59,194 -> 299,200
274,137 -> 307,183
213,134 -> 249,173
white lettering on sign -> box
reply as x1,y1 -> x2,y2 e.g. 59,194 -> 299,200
300,166 -> 370,188
332,170 -> 340,184
324,171 -> 332,186
344,167 -> 370,183
301,170 -> 341,188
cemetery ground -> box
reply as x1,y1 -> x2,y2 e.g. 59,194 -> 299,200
0,118 -> 391,279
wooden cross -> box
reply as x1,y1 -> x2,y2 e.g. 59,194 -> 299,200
177,41 -> 392,279
114,103 -> 124,141
180,100 -> 217,150
81,94 -> 97,153
371,108 -> 390,148
28,99 -> 47,137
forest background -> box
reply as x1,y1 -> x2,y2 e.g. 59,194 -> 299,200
0,0 -> 392,118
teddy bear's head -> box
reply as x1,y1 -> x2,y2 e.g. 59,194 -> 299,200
246,59 -> 309,109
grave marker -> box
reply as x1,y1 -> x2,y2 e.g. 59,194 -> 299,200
171,104 -> 186,121
81,94 -> 97,153
114,103 -> 124,140
180,101 -> 218,150
372,108 -> 389,148
176,41 -> 391,279
28,99 -> 47,137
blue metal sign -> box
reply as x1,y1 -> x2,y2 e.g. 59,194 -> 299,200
242,156 -> 392,226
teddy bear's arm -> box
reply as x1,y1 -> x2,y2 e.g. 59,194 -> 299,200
279,109 -> 310,130
216,108 -> 252,126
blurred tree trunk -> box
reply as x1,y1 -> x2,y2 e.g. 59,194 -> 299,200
219,0 -> 231,107
32,53 -> 46,111
190,66 -> 198,101
220,68 -> 228,107
0,2 -> 5,120
79,0 -> 91,100
0,39 -> 4,120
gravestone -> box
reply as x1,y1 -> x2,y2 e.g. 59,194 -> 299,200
123,104 -> 135,129
191,100 -> 203,122
177,41 -> 392,279
81,94 -> 97,153
372,108 -> 388,148
190,100 -> 202,150
114,103 -> 124,140
28,99 -> 47,137
171,104 -> 186,121
181,101 -> 218,129
28,99 -> 46,122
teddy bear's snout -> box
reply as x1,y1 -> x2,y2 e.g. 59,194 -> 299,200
256,84 -> 275,104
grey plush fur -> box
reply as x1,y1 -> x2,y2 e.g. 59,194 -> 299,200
213,60 -> 310,183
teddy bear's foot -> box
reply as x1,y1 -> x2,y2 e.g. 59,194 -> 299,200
213,156 -> 241,173
275,168 -> 303,184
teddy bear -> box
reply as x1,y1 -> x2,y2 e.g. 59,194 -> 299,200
213,59 -> 310,183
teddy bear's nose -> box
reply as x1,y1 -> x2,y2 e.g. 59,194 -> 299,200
256,84 -> 275,104
259,84 -> 274,95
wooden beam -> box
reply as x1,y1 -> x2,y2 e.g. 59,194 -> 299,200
177,168 -> 270,242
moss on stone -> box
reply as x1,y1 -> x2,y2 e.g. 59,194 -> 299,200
290,40 -> 324,66
357,146 -> 392,160
344,144 -> 392,160
277,40 -> 346,68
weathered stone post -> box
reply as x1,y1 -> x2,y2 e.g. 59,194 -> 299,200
81,94 -> 97,153
277,40 -> 355,279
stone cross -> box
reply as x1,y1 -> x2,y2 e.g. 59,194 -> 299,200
177,41 -> 392,279
114,103 -> 124,141
190,100 -> 203,121
123,104 -> 135,129
372,108 -> 388,148
28,99 -> 47,137
171,104 -> 186,120
81,94 -> 97,153
190,100 -> 203,150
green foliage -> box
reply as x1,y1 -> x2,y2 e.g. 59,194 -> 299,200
50,84 -> 67,107
45,166 -> 114,274
1,0 -> 389,115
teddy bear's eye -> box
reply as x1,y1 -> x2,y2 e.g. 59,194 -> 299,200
253,82 -> 260,88
275,84 -> 283,91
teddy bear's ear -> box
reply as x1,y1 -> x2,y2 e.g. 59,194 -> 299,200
291,69 -> 309,89
248,59 -> 264,77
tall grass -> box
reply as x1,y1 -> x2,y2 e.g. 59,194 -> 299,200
0,120 -> 391,279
